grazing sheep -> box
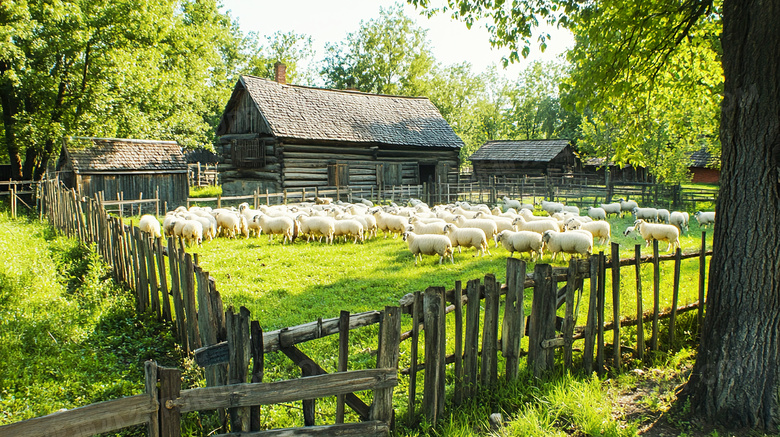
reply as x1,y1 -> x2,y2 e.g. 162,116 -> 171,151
694,211 -> 716,229
512,216 -> 559,235
599,202 -> 622,217
540,200 -> 565,216
657,208 -> 671,224
408,218 -> 447,235
139,214 -> 162,238
631,219 -> 681,253
562,205 -> 579,215
452,215 -> 499,247
403,231 -> 454,266
193,216 -> 216,241
618,198 -> 639,217
372,210 -> 407,238
587,207 -> 607,221
181,220 -> 204,247
315,196 -> 333,205
497,230 -> 543,260
333,219 -> 364,244
502,196 -> 524,212
542,230 -> 593,262
443,224 -> 491,257
633,207 -> 659,222
297,215 -> 336,244
216,212 -> 241,239
566,219 -> 611,245
253,213 -> 295,244
670,211 -> 690,233
162,214 -> 182,237
519,208 -> 556,222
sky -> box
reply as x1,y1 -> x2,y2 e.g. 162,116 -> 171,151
218,0 -> 574,81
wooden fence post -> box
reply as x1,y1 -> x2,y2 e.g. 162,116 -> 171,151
144,361 -> 160,437
158,365 -> 181,437
698,231 -> 707,329
480,275 -> 499,387
611,242 -> 621,368
453,281 -> 464,403
182,253 -> 201,350
651,240 -> 660,351
155,238 -> 171,324
371,306 -> 401,429
597,252 -> 606,373
583,255 -> 600,373
250,321 -> 264,431
528,264 -> 555,377
669,248 -> 682,348
563,260 -> 577,370
503,258 -> 525,381
422,287 -> 445,425
336,310 -> 350,424
227,306 -> 251,431
463,279 -> 481,398
407,292 -> 422,426
635,244 -> 645,361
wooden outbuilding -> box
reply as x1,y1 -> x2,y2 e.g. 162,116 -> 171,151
56,137 -> 188,208
469,139 -> 578,181
581,158 -> 650,183
688,146 -> 720,183
214,66 -> 463,197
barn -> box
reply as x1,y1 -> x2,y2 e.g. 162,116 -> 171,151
56,137 -> 188,209
468,139 -> 578,181
688,146 -> 720,183
214,65 -> 463,197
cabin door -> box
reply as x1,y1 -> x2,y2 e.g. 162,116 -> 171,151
419,164 -> 436,185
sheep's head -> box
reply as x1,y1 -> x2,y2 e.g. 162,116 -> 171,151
402,232 -> 410,242
542,230 -> 554,243
623,226 -> 636,237
496,231 -> 505,242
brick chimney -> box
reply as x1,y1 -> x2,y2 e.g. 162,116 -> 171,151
274,62 -> 287,84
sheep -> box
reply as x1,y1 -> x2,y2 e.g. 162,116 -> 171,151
657,208 -> 671,224
372,210 -> 407,238
403,231 -> 454,266
297,215 -> 336,244
694,211 -> 716,229
540,200 -> 565,216
253,213 -> 295,244
334,219 -> 364,244
633,207 -> 659,222
348,213 -> 377,239
519,208 -> 557,222
408,219 -> 447,235
631,219 -> 681,253
496,230 -> 543,260
181,220 -> 204,247
193,216 -> 216,241
587,207 -> 607,221
315,196 -> 333,205
599,202 -> 622,217
216,212 -> 241,239
512,215 -> 559,235
542,230 -> 593,262
670,211 -> 690,233
566,219 -> 611,245
502,196 -> 524,212
618,198 -> 639,217
452,215 -> 499,247
562,205 -> 580,215
139,214 -> 162,238
162,214 -> 183,237
443,223 -> 491,257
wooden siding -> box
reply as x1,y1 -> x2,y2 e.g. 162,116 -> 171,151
220,90 -> 272,136
76,173 -> 188,209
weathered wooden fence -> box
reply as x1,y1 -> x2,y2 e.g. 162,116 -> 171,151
4,179 -> 712,436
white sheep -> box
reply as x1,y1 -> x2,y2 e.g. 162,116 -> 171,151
633,207 -> 659,222
542,230 -> 593,262
452,215 -> 499,247
297,215 -> 336,244
496,230 -> 543,260
631,219 -> 681,253
193,216 -> 216,241
162,214 -> 182,237
512,215 -> 559,235
562,205 -> 580,215
442,224 -> 490,257
502,196 -> 524,212
216,212 -> 241,239
540,200 -> 564,216
670,211 -> 690,233
253,213 -> 295,244
566,219 -> 611,245
618,198 -> 639,217
694,211 -> 716,229
408,219 -> 447,235
372,210 -> 407,238
181,220 -> 204,247
657,208 -> 671,224
403,231 -> 454,266
519,208 -> 557,222
139,214 -> 162,238
587,207 -> 607,221
599,202 -> 622,217
334,219 -> 364,244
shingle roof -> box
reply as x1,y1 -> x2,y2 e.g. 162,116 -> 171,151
688,146 -> 719,168
235,75 -> 464,148
64,138 -> 187,172
469,140 -> 571,162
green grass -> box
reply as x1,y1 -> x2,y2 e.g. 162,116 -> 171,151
189,185 -> 222,198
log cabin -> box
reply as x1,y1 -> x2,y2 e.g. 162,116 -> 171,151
215,63 -> 463,197
469,139 -> 579,182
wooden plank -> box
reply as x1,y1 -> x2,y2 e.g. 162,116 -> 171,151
266,311 -> 382,353
505,259 -> 526,381
167,239 -> 188,353
182,252 -> 201,350
155,238 -> 172,323
463,279 -> 481,399
227,306 -> 252,431
652,240 -> 660,351
371,306 -> 401,427
145,235 -> 161,320
597,252 -> 606,373
582,256 -> 600,373
452,281 -> 464,402
250,321 -> 264,432
422,288 -> 444,424
670,248 -> 682,348
218,420 -> 389,436
480,275 -> 499,387
407,292 -> 421,425
145,361 -> 160,437
0,395 -> 156,437
336,311 -> 350,424
612,242 -> 621,368
563,260 -> 577,370
635,245 -> 645,361
159,366 -> 182,437
528,264 -> 555,377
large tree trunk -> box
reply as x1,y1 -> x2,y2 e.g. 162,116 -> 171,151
683,0 -> 780,431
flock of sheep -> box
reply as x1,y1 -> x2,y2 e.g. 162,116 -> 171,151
135,195 -> 716,266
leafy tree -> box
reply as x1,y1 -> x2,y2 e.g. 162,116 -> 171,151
320,3 -> 434,95
243,31 -> 317,85
0,0 -> 241,180
409,0 -> 780,431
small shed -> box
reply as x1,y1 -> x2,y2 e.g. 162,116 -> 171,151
56,137 -> 188,209
214,65 -> 463,197
469,139 -> 578,181
582,158 -> 649,183
688,147 -> 720,183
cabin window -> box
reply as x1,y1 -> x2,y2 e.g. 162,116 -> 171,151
232,139 -> 265,168
328,163 -> 349,186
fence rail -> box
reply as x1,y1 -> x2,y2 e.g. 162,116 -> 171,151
2,179 -> 712,436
